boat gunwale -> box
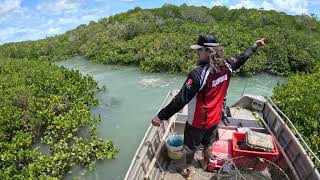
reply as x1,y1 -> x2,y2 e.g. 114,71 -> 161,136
124,91 -> 173,180
266,96 -> 320,165
124,92 -> 320,180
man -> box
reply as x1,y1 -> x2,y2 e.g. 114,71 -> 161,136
151,33 -> 265,177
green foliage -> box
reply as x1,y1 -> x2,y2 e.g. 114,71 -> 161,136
272,65 -> 320,157
0,58 -> 118,179
0,3 -> 319,174
1,5 -> 320,75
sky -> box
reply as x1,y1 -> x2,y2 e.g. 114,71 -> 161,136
0,0 -> 319,45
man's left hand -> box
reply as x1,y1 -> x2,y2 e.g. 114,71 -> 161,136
151,115 -> 161,126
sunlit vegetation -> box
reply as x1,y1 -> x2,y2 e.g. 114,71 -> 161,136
0,4 -> 319,176
0,58 -> 118,179
1,5 -> 320,75
272,64 -> 320,157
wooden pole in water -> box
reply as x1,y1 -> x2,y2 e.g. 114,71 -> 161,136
144,119 -> 175,180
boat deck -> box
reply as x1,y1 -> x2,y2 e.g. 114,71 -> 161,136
163,153 -> 215,180
124,92 -> 320,180
229,107 -> 259,120
162,106 -> 264,180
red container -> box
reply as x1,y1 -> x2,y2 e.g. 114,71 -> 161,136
207,139 -> 232,171
232,132 -> 279,161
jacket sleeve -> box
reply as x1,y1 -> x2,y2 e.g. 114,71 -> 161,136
226,44 -> 258,71
157,69 -> 202,120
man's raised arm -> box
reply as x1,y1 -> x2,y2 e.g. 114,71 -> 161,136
226,38 -> 265,71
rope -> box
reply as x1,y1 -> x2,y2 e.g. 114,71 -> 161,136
193,154 -> 248,179
241,78 -> 248,97
214,156 -> 247,180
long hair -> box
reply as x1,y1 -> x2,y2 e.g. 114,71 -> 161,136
207,46 -> 226,73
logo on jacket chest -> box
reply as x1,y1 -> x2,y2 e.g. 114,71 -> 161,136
211,74 -> 228,87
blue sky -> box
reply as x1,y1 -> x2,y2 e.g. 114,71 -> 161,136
0,0 -> 319,45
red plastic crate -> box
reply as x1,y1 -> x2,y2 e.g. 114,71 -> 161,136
207,139 -> 232,171
232,132 -> 279,161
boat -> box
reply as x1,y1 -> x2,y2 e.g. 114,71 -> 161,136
124,90 -> 320,180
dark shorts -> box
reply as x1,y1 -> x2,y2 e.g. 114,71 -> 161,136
183,122 -> 219,151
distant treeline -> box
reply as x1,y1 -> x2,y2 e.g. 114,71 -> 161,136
1,4 -> 320,75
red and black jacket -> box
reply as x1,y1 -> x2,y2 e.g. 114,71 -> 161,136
157,45 -> 257,129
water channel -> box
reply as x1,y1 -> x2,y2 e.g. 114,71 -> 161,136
56,57 -> 285,180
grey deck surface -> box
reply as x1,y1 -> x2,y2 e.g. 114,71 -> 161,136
229,107 -> 259,121
163,151 -> 216,180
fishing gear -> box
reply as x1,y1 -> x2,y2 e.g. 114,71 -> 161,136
221,97 -> 231,126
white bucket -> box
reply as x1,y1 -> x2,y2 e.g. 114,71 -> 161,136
165,133 -> 184,160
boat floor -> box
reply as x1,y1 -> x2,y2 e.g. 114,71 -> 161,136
163,107 -> 264,180
163,151 -> 216,180
229,107 -> 262,121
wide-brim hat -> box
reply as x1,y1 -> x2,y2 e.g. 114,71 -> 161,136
190,34 -> 220,49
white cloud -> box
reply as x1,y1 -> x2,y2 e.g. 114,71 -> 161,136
229,0 -> 274,10
261,1 -> 275,10
0,0 -> 317,45
272,0 -> 308,14
309,1 -> 320,6
211,0 -> 224,6
230,0 -> 261,9
55,13 -> 101,27
0,26 -> 46,43
0,0 -> 113,44
36,0 -> 83,15
0,0 -> 22,15
48,27 -> 64,34
229,0 -> 308,14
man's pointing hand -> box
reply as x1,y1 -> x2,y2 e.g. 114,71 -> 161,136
255,38 -> 266,48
